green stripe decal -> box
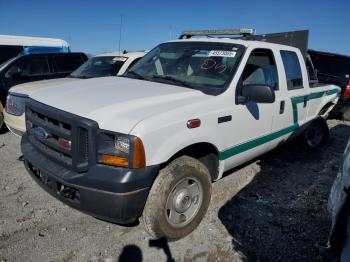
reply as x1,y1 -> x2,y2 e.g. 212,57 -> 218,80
218,88 -> 340,160
219,124 -> 299,160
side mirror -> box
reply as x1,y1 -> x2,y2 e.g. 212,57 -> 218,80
240,84 -> 275,104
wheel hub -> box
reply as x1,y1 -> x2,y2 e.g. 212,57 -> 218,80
173,189 -> 192,213
165,177 -> 203,227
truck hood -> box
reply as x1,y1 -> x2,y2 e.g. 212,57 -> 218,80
31,76 -> 208,134
10,78 -> 77,96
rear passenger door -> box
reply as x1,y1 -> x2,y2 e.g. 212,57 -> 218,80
270,50 -> 309,146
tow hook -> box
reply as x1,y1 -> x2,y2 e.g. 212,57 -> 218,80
58,184 -> 80,202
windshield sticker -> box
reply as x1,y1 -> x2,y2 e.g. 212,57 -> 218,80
112,57 -> 127,62
208,50 -> 236,57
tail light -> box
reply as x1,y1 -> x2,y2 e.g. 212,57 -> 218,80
344,80 -> 350,98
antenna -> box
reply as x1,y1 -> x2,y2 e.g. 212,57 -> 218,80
118,14 -> 123,54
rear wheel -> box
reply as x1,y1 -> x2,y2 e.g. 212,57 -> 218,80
141,156 -> 212,241
303,118 -> 329,148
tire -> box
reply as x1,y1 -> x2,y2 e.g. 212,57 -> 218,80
141,155 -> 212,241
303,118 -> 329,149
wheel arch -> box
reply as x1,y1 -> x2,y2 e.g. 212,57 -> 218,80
159,142 -> 220,181
318,101 -> 336,117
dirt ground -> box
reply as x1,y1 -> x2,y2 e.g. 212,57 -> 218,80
0,119 -> 349,262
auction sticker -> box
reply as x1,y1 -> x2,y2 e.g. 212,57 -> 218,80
208,50 -> 236,57
112,57 -> 127,62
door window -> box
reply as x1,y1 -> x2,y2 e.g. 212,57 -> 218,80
280,50 -> 303,90
241,48 -> 279,90
5,56 -> 49,79
53,55 -> 84,73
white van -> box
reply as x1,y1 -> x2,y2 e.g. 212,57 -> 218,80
0,35 -> 69,65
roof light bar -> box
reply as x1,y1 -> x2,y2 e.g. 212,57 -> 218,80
179,28 -> 256,39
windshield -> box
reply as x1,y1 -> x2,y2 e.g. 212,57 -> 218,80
70,56 -> 127,78
124,41 -> 245,94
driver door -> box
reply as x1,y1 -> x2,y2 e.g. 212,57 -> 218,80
222,48 -> 279,168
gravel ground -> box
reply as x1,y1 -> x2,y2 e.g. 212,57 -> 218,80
0,119 -> 349,262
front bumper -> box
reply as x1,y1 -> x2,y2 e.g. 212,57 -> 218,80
21,134 -> 159,224
3,110 -> 25,136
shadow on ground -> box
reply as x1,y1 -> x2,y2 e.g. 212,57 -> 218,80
218,124 -> 350,262
118,238 -> 175,262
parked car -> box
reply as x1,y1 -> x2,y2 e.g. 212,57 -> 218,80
21,29 -> 340,240
322,138 -> 350,261
308,50 -> 350,121
4,51 -> 146,136
0,34 -> 70,64
0,52 -> 87,131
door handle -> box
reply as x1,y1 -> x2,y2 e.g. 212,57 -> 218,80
280,100 -> 285,114
303,97 -> 308,108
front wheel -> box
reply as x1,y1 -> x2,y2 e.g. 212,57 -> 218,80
141,156 -> 212,241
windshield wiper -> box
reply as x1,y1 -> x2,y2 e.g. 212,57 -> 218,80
124,70 -> 147,80
67,75 -> 90,79
152,75 -> 194,89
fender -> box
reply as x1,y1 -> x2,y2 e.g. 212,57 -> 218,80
138,122 -> 223,169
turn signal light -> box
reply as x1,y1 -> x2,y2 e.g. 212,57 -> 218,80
133,137 -> 146,168
99,154 -> 129,167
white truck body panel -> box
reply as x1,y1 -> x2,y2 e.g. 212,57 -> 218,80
29,38 -> 341,178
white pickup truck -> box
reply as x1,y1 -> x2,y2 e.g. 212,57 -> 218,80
21,29 -> 341,240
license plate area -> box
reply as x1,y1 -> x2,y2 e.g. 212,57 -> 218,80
29,164 -> 54,190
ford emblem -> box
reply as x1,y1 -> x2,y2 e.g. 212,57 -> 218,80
34,127 -> 51,140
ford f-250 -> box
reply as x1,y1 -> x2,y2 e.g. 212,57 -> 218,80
21,29 -> 341,240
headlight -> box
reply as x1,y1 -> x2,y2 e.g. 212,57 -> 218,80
97,131 -> 146,168
5,93 -> 28,116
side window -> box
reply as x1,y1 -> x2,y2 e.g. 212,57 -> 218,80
280,50 -> 303,90
241,48 -> 279,90
127,57 -> 142,71
6,56 -> 49,78
53,55 -> 83,73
